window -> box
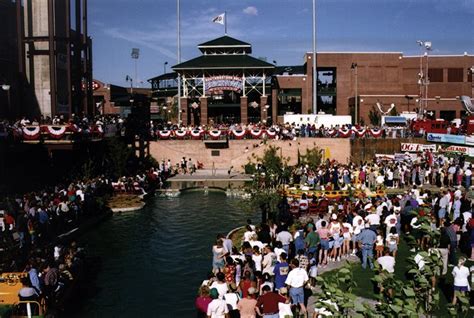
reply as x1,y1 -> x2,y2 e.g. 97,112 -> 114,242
447,68 -> 463,82
428,68 -> 443,82
440,110 -> 456,121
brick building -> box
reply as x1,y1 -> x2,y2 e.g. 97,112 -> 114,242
2,0 -> 93,120
93,79 -> 152,116
149,35 -> 474,125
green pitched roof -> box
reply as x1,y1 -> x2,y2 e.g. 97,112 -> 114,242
172,55 -> 275,70
198,36 -> 251,48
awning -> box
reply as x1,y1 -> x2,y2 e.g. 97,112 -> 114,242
384,116 -> 407,124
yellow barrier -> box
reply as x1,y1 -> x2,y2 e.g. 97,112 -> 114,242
283,188 -> 385,199
0,272 -> 28,305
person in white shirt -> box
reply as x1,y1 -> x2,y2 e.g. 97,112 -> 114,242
352,214 -> 365,255
209,272 -> 228,299
365,211 -> 380,230
376,249 -> 396,273
452,257 -> 470,305
252,246 -> 263,272
341,222 -> 353,258
276,227 -> 293,255
285,259 -> 309,317
223,283 -> 240,318
262,245 -> 276,275
243,225 -> 256,242
384,213 -> 398,235
207,288 -> 229,318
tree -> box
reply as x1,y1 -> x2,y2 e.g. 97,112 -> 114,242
368,106 -> 381,126
104,137 -> 133,178
389,106 -> 399,116
243,146 -> 290,222
300,146 -> 323,170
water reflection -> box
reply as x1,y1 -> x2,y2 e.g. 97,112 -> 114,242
74,191 -> 257,317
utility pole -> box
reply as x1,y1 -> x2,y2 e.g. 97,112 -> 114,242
351,63 -> 358,124
312,0 -> 317,114
177,0 -> 182,125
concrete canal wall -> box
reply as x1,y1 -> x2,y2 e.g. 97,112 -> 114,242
150,138 -> 351,171
150,137 -> 429,171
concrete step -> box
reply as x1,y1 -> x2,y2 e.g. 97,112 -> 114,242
193,169 -> 232,176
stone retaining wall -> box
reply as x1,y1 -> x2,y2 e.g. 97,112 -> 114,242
350,137 -> 428,163
150,138 -> 351,171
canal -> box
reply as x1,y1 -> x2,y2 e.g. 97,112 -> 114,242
73,190 -> 257,317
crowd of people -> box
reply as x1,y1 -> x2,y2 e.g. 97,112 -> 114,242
15,240 -> 87,311
0,114 -> 125,142
197,150 -> 474,317
0,113 -> 463,143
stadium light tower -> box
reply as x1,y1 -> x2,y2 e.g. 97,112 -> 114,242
131,48 -> 140,88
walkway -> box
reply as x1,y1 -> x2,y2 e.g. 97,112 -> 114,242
168,169 -> 253,182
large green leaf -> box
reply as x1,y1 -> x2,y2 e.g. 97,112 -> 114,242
403,288 -> 416,297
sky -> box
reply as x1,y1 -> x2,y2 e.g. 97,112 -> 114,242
88,0 -> 474,87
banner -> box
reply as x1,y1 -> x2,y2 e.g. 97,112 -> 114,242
440,145 -> 474,157
394,153 -> 417,162
465,135 -> 474,146
205,76 -> 242,94
401,143 -> 437,153
426,133 -> 465,145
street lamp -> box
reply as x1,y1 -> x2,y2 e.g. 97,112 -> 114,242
164,61 -> 168,74
2,84 -> 11,117
351,63 -> 358,124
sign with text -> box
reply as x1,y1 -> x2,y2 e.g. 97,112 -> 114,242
440,145 -> 474,157
205,76 -> 242,94
426,133 -> 465,145
401,143 -> 437,153
465,136 -> 474,146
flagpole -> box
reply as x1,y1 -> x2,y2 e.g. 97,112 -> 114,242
225,11 -> 227,35
312,0 -> 317,114
177,0 -> 181,124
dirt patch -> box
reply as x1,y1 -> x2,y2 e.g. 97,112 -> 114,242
108,194 -> 143,209
229,227 -> 246,248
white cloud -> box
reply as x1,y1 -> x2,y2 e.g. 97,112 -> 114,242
243,6 -> 258,16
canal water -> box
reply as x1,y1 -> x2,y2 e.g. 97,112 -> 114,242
73,190 -> 257,317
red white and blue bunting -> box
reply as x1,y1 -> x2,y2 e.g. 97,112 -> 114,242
351,127 -> 366,137
47,125 -> 67,139
208,130 -> 222,140
265,129 -> 277,139
338,128 -> 352,138
190,129 -> 204,139
174,130 -> 188,139
369,129 -> 383,138
22,126 -> 41,140
231,129 -> 247,139
250,129 -> 263,139
157,130 -> 172,139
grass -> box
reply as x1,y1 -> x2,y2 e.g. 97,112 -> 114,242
319,235 -> 474,316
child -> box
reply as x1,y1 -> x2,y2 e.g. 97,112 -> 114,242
375,229 -> 384,259
386,227 -> 399,258
308,255 -> 318,288
341,222 -> 353,258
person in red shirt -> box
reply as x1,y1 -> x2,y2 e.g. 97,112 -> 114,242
4,212 -> 15,230
195,285 -> 212,318
256,285 -> 287,318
